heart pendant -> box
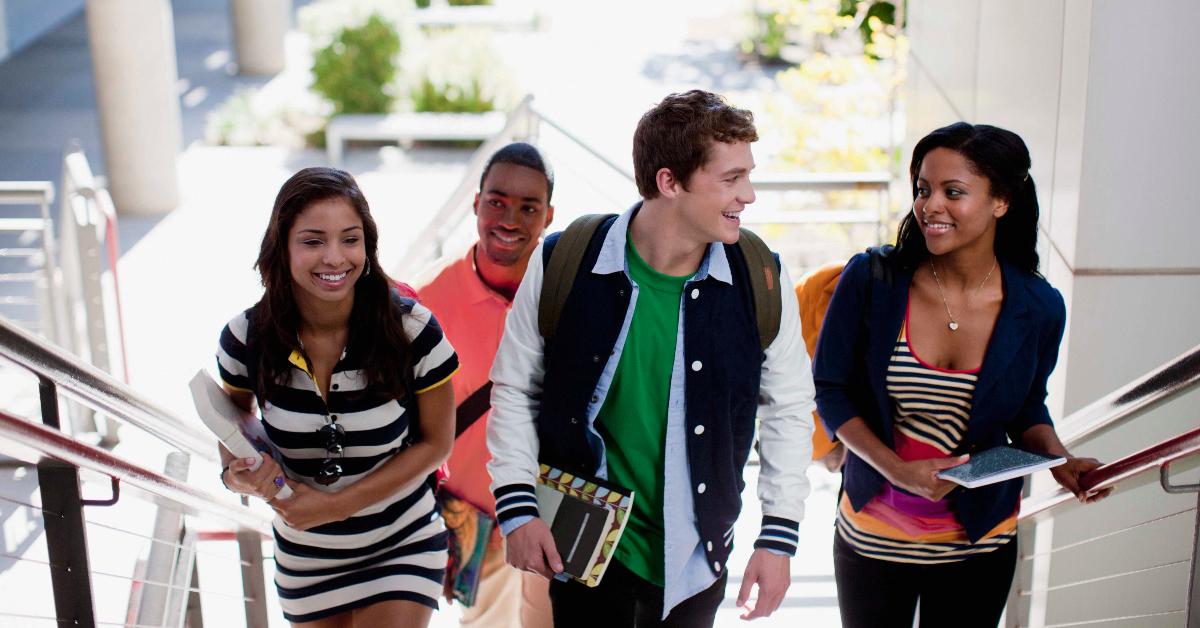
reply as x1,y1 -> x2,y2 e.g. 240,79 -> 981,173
948,321 -> 960,331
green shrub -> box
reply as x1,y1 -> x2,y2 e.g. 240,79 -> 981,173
412,77 -> 493,113
311,14 -> 401,114
447,0 -> 491,5
405,28 -> 515,114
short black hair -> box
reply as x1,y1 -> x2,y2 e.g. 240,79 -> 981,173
478,142 -> 555,203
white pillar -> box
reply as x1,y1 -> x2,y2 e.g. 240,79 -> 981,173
230,0 -> 291,75
85,0 -> 181,215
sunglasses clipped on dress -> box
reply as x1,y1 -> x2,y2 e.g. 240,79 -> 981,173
316,420 -> 345,486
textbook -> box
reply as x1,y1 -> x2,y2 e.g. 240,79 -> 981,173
188,370 -> 292,500
440,495 -> 492,607
535,464 -> 634,587
937,446 -> 1066,489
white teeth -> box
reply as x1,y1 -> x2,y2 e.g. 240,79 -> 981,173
318,272 -> 348,282
494,234 -> 519,244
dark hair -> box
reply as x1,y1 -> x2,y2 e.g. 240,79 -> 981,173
479,142 -> 555,202
894,122 -> 1041,274
632,90 -> 758,199
249,167 -> 412,407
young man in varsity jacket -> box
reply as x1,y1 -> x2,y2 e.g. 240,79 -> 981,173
485,90 -> 816,626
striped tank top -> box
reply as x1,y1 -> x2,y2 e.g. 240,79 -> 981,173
836,311 -> 1016,563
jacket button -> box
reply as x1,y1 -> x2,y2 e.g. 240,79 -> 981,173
713,562 -> 721,572
691,361 -> 702,372
690,288 -> 699,300
591,395 -> 599,403
570,417 -> 578,424
706,541 -> 713,552
693,425 -> 705,435
618,289 -> 626,297
697,483 -> 706,494
331,383 -> 339,390
592,355 -> 601,363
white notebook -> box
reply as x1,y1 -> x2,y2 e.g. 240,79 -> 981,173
937,446 -> 1066,489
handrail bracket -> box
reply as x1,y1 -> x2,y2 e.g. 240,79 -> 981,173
1160,461 -> 1200,494
80,476 -> 121,507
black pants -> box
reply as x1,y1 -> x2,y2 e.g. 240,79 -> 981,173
833,532 -> 1017,628
548,559 -> 727,628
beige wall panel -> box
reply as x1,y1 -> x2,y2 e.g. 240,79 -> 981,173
1075,1 -> 1200,270
905,0 -> 980,122
1047,0 -> 1092,271
1060,274 -> 1200,415
1042,560 -> 1188,626
974,0 -> 1063,226
902,56 -> 964,172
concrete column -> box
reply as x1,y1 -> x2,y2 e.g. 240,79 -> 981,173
230,0 -> 291,75
85,0 -> 181,215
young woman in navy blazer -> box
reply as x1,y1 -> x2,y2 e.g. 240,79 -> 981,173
814,123 -> 1110,627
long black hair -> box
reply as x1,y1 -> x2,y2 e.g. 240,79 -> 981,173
893,122 -> 1041,274
248,167 -> 412,407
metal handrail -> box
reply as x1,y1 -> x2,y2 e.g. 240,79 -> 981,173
1057,342 -> 1200,447
0,409 -> 272,534
0,314 -> 216,461
0,181 -> 55,205
1020,426 -> 1200,520
1013,342 -> 1200,519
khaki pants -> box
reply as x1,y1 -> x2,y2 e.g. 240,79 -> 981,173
459,532 -> 552,628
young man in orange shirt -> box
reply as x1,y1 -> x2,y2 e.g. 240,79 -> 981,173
413,142 -> 555,627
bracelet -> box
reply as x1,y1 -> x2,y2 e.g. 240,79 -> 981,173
219,464 -> 234,491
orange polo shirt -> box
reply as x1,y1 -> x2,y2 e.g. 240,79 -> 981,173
412,244 -> 512,518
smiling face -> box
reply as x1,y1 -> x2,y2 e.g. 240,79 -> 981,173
287,196 -> 366,310
913,147 -> 1009,258
473,162 -> 554,267
675,140 -> 756,245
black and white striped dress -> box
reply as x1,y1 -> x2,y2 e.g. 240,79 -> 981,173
216,296 -> 458,623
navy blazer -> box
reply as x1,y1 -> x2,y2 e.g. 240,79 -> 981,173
813,251 -> 1066,542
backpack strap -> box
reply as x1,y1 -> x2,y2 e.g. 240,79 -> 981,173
538,213 -> 615,340
737,228 -> 782,352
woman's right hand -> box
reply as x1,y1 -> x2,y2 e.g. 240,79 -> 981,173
886,455 -> 970,501
222,456 -> 286,502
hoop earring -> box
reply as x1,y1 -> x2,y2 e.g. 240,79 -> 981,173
363,259 -> 371,276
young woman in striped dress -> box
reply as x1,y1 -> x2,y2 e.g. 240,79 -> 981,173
813,123 -> 1110,627
216,167 -> 458,627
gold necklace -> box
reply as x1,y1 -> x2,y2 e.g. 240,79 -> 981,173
929,257 -> 997,332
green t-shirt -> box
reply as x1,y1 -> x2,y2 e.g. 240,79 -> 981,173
596,236 -> 690,586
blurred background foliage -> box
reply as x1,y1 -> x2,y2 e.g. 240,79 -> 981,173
205,0 -> 515,147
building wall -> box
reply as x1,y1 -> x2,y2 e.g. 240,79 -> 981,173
1,0 -> 84,62
906,1 -> 1200,625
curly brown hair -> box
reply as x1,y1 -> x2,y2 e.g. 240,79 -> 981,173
632,90 -> 758,199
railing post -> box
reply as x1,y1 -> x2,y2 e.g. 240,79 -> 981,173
1186,492 -> 1200,627
135,451 -> 190,625
36,377 -> 98,628
237,499 -> 269,628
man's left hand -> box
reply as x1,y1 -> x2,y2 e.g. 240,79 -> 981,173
737,548 -> 791,620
